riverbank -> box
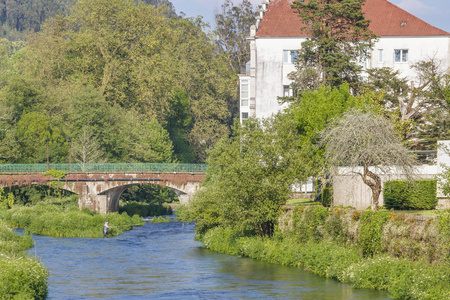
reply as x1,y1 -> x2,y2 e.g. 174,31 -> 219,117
0,220 -> 48,299
198,206 -> 450,300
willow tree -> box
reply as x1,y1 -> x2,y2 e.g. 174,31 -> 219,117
320,109 -> 416,210
290,0 -> 377,92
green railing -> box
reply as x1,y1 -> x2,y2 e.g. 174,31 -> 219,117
0,163 -> 208,173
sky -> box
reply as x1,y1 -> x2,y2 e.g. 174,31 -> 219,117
169,0 -> 450,33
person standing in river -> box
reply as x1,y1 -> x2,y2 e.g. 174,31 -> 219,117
103,221 -> 111,238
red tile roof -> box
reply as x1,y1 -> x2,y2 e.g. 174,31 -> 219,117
256,0 -> 449,37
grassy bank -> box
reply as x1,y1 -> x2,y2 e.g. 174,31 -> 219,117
0,196 -> 144,238
0,220 -> 48,299
198,206 -> 450,300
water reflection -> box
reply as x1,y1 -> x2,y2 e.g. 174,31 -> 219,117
24,222 -> 389,299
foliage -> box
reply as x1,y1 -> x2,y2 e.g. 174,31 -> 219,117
119,201 -> 172,218
0,0 -> 236,164
16,0 -> 235,162
358,210 -> 389,257
290,0 -> 377,91
0,252 -> 49,299
384,179 -> 437,210
215,0 -> 256,74
185,116 -> 303,238
0,0 -> 76,41
0,188 -> 15,210
148,216 -> 172,223
365,58 -> 450,151
200,226 -> 450,299
320,108 -> 417,210
120,184 -> 178,205
43,169 -> 66,179
286,84 -> 368,182
0,196 -> 144,238
321,187 -> 333,207
289,205 -> 329,243
0,219 -> 48,299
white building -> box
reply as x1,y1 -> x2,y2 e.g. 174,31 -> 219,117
239,0 -> 450,122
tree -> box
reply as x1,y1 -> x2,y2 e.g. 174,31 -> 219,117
71,126 -> 105,169
214,0 -> 256,73
186,116 -> 301,238
364,57 -> 450,150
0,0 -> 76,40
290,0 -> 377,91
320,109 -> 416,210
20,0 -> 236,162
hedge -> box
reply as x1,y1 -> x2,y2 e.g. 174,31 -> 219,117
383,179 -> 437,210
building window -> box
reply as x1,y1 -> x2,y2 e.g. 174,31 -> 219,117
378,49 -> 383,63
242,112 -> 249,120
240,80 -> 249,106
283,50 -> 298,63
394,49 -> 408,62
283,85 -> 293,97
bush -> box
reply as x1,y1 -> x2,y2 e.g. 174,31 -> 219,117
0,220 -> 48,299
290,205 -> 329,243
358,210 -> 389,257
384,179 -> 437,210
119,201 -> 172,218
0,253 -> 48,300
321,187 -> 333,207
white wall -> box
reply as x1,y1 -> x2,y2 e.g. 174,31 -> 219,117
254,37 -> 306,119
372,36 -> 450,80
246,35 -> 450,120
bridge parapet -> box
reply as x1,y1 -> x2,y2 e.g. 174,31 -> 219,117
0,163 -> 207,173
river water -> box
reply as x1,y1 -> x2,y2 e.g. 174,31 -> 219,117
25,222 -> 389,299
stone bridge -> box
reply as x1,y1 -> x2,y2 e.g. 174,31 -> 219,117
59,172 -> 205,214
0,163 -> 206,214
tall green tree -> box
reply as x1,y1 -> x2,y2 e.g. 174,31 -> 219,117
20,0 -> 235,162
290,0 -> 377,92
364,58 -> 450,151
186,116 -> 302,238
215,0 -> 256,73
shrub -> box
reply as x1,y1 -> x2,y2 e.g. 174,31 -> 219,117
0,220 -> 48,299
358,210 -> 389,257
119,201 -> 172,218
384,179 -> 437,210
290,205 -> 328,243
0,253 -> 48,300
321,187 -> 333,207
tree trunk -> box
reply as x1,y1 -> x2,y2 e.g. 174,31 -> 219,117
361,165 -> 382,211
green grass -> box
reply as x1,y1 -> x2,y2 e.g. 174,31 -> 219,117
286,198 -> 319,206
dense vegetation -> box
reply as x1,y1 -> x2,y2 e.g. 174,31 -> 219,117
0,195 -> 144,238
0,0 -> 239,165
0,219 -> 48,299
384,179 -> 438,210
198,207 -> 450,299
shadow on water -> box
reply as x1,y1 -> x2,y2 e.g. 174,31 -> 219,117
22,222 -> 390,299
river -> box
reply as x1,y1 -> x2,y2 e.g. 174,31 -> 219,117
25,221 -> 390,299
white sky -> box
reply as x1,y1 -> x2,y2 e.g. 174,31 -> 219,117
170,0 -> 450,33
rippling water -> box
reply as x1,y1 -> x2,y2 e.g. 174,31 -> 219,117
25,222 -> 390,299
